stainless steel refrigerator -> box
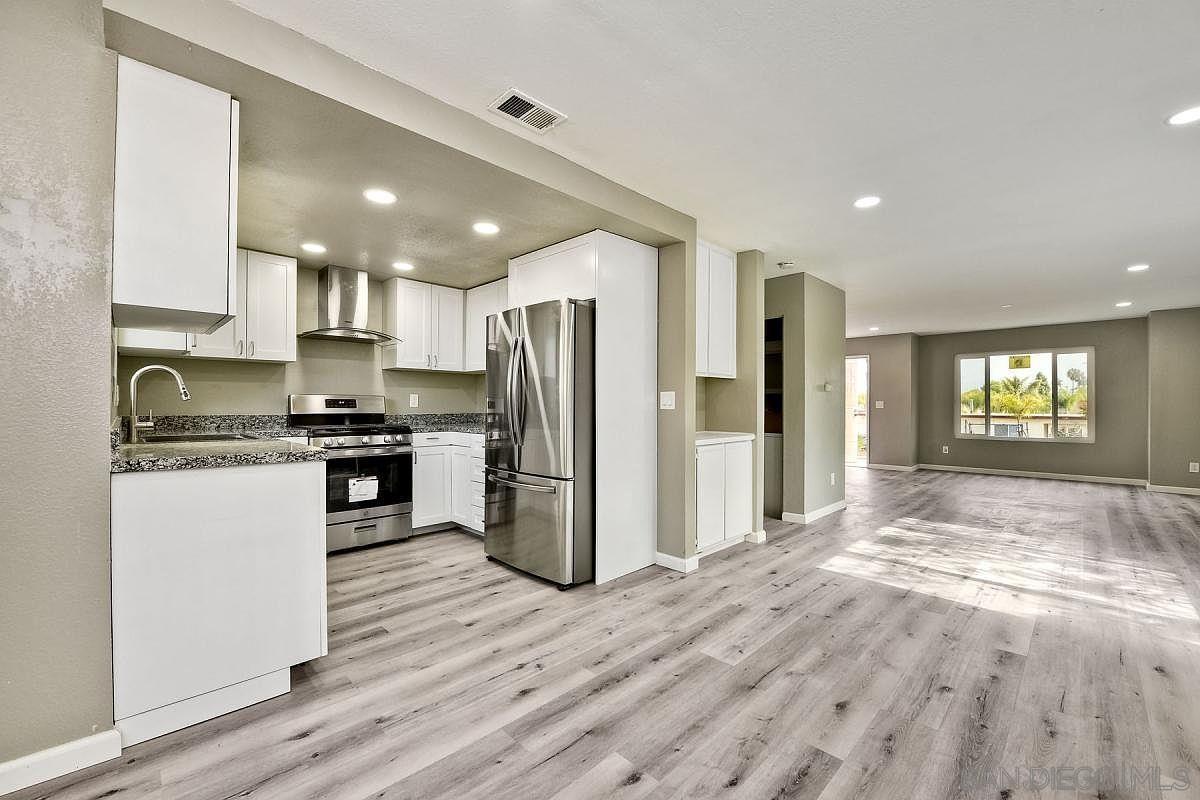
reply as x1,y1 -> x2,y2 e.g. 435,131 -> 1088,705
484,298 -> 594,587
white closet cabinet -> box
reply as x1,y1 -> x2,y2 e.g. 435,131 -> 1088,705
190,250 -> 296,362
464,278 -> 508,372
695,434 -> 753,551
695,241 -> 737,378
112,56 -> 239,334
382,279 -> 464,371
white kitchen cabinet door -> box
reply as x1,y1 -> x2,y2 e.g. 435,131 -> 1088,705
245,251 -> 297,362
431,285 -> 464,371
696,444 -> 726,550
706,246 -> 737,378
450,447 -> 472,527
190,249 -> 247,359
464,278 -> 507,372
112,56 -> 238,334
723,440 -> 753,539
507,235 -> 597,307
412,445 -> 452,527
383,278 -> 432,369
116,328 -> 191,356
695,242 -> 710,375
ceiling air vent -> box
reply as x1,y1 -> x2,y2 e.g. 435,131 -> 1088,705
489,88 -> 566,133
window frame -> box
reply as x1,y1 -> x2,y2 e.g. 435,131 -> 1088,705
954,346 -> 1095,444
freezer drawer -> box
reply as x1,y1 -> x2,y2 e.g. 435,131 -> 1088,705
484,468 -> 593,586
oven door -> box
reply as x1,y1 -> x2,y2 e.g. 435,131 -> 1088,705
324,446 -> 413,525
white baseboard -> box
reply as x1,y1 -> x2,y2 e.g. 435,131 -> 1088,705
655,551 -> 699,573
782,499 -> 847,525
0,729 -> 121,795
744,529 -> 766,544
868,463 -> 918,472
917,463 -> 1146,487
1147,483 -> 1200,496
116,669 -> 289,747
697,537 -> 743,560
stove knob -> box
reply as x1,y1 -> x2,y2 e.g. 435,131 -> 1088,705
337,437 -> 345,445
382,435 -> 393,444
322,438 -> 333,446
362,436 -> 370,444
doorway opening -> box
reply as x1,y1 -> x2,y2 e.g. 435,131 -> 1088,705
764,317 -> 783,518
845,355 -> 869,466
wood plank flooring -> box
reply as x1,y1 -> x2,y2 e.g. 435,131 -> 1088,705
14,468 -> 1200,800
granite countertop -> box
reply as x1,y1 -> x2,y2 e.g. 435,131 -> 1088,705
112,437 -> 326,474
388,413 -> 485,434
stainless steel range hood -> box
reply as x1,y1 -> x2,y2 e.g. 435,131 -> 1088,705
298,265 -> 395,343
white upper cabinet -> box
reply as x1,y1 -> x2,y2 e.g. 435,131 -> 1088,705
382,278 -> 464,371
431,285 -> 464,371
115,329 -> 190,357
190,249 -> 296,362
507,236 -> 597,307
463,278 -> 508,372
695,240 -> 737,378
112,56 -> 239,334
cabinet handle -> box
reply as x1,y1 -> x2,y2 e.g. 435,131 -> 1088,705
237,339 -> 244,356
426,354 -> 431,367
248,341 -> 255,357
433,353 -> 439,368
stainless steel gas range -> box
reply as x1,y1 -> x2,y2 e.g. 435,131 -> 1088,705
288,394 -> 413,553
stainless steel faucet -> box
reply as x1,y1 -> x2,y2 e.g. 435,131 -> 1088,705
129,364 -> 191,443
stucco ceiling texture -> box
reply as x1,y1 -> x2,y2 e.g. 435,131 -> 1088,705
232,0 -> 1200,334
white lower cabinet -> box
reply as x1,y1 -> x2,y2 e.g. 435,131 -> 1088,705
695,433 -> 754,552
110,462 -> 326,746
413,432 -> 485,533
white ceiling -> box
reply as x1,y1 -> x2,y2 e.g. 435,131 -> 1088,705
232,0 -> 1200,335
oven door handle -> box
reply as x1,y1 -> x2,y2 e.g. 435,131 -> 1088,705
323,445 -> 414,459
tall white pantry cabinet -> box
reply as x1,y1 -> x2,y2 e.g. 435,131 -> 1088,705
507,230 -> 658,585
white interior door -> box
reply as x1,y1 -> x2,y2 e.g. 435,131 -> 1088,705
245,251 -> 296,362
412,446 -> 451,527
696,444 -> 726,550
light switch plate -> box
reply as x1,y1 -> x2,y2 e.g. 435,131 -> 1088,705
659,391 -> 676,410
1190,462 -> 1199,474
942,444 -> 950,454
874,400 -> 885,409
409,393 -> 419,408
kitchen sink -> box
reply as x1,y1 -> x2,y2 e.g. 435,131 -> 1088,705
139,432 -> 259,443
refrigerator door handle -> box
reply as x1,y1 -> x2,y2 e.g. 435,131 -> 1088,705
506,335 -> 520,448
491,475 -> 557,494
514,336 -> 528,446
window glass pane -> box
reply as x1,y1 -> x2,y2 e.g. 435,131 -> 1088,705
1056,351 -> 1089,439
958,357 -> 986,436
988,352 -> 1053,439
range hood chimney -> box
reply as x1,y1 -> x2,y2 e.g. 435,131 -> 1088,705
298,265 -> 394,344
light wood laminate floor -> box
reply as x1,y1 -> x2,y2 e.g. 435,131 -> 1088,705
15,469 -> 1200,800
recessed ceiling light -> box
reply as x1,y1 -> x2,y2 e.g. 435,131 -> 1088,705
1000,304 -> 1013,309
1126,263 -> 1150,272
868,326 -> 880,332
472,221 -> 500,235
392,261 -> 414,271
1115,301 -> 1133,308
300,242 -> 326,254
363,188 -> 397,205
1167,105 -> 1200,126
853,195 -> 881,209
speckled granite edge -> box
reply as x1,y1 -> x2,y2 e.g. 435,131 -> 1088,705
388,413 -> 485,433
117,415 -> 307,441
112,441 -> 326,473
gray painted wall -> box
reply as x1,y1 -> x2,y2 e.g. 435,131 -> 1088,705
1148,308 -> 1200,490
705,250 -> 767,534
917,317 -> 1148,479
116,270 -> 483,415
657,241 -> 698,559
764,273 -> 846,515
846,334 -> 919,468
0,0 -> 116,761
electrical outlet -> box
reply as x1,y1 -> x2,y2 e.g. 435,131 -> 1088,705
874,400 -> 885,409
1190,462 -> 1199,474
408,393 -> 419,408
659,391 -> 676,410
942,444 -> 950,454
830,472 -> 836,486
